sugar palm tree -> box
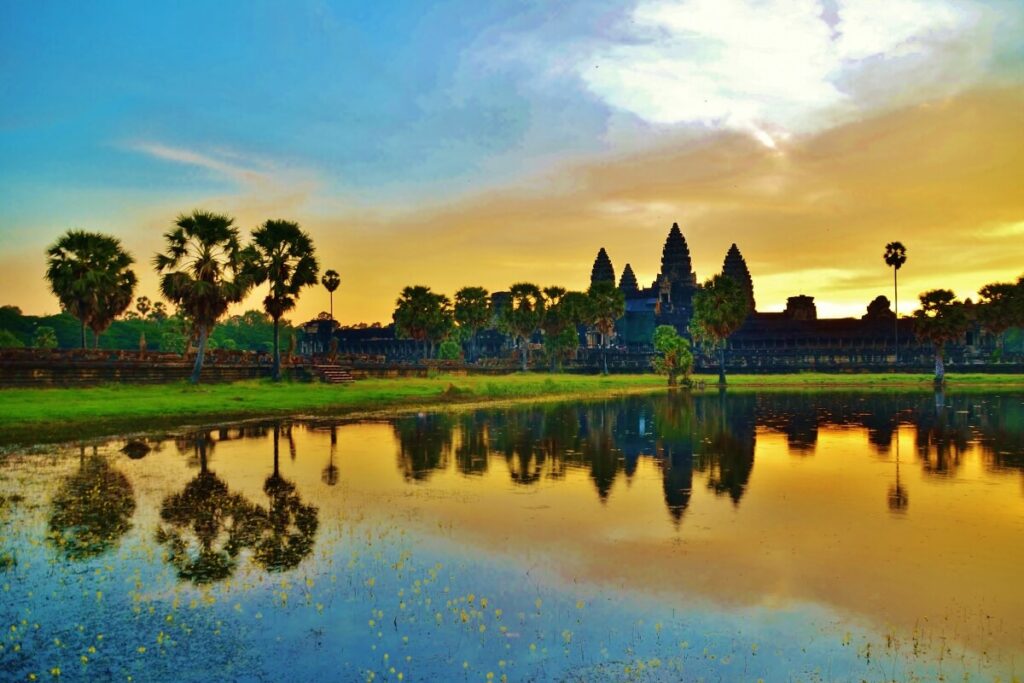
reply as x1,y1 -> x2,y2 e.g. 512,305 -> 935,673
454,286 -> 491,363
393,285 -> 452,359
154,211 -> 252,383
913,289 -> 969,384
587,280 -> 625,375
501,283 -> 545,371
884,242 -> 907,362
321,269 -> 340,321
45,230 -> 137,348
690,274 -> 748,385
243,220 -> 320,380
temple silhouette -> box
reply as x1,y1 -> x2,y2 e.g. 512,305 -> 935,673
302,222 -> 992,371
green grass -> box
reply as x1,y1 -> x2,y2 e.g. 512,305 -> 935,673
1,371 -> 1022,446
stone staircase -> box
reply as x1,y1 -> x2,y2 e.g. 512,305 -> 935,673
312,364 -> 354,385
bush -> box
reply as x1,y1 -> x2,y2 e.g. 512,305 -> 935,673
438,340 -> 463,361
0,329 -> 24,348
32,326 -> 58,349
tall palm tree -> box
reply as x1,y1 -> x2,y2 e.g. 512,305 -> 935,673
587,281 -> 625,375
393,285 -> 452,359
913,289 -> 968,385
243,220 -> 320,380
454,286 -> 491,363
884,242 -> 907,362
45,230 -> 137,348
321,270 -> 340,321
154,211 -> 252,383
690,274 -> 748,385
501,283 -> 545,371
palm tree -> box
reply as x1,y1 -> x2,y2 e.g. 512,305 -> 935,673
243,220 -> 320,381
884,242 -> 907,362
150,301 -> 168,322
154,211 -> 252,383
45,230 -> 137,348
321,270 -> 341,321
501,283 -> 545,371
454,286 -> 491,363
587,281 -> 625,375
690,274 -> 748,385
135,296 -> 151,319
393,285 -> 452,359
977,279 -> 1024,355
913,289 -> 969,385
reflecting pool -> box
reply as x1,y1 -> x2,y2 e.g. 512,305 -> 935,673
1,390 -> 1023,681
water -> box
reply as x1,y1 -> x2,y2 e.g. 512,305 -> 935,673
1,390 -> 1022,682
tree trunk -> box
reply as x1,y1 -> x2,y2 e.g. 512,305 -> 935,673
190,325 -> 208,384
598,332 -> 608,375
273,424 -> 281,477
521,337 -> 528,372
718,345 -> 726,385
272,316 -> 281,381
470,332 -> 478,364
934,347 -> 945,385
80,320 -> 86,349
893,267 -> 899,364
667,369 -> 676,388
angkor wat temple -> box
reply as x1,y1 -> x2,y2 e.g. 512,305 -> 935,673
301,223 -> 1010,371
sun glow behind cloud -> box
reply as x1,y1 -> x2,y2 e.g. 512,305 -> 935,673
580,0 -> 993,147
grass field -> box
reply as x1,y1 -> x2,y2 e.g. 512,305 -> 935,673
1,371 -> 1022,446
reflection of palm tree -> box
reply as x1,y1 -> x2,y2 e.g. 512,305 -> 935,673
888,431 -> 909,513
322,425 -> 339,486
914,391 -> 969,476
394,414 -> 453,481
694,393 -> 756,505
156,435 -> 263,584
254,425 -> 319,573
48,446 -> 136,561
454,413 -> 489,477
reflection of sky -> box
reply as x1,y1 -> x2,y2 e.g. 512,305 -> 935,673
1,393 -> 1023,679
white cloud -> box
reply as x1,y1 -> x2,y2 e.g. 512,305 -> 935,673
579,0 -> 994,145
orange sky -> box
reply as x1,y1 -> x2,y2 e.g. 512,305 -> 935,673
3,86 -> 1021,325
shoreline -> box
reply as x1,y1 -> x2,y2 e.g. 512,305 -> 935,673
2,372 -> 1023,447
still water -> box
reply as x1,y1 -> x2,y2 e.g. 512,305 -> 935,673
1,391 -> 1022,682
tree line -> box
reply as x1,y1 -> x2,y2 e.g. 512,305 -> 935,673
392,281 -> 628,374
36,210 -> 340,383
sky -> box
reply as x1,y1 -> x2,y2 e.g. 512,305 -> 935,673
1,0 -> 1022,324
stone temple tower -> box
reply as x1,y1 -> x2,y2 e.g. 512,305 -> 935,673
619,263 -> 639,295
590,247 -> 615,287
722,243 -> 755,313
657,223 -> 698,324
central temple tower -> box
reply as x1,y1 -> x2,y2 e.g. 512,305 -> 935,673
656,222 -> 698,326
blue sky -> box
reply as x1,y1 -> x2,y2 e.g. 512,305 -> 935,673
2,0 -> 1023,322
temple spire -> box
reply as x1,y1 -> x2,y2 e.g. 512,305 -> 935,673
590,247 -> 615,287
722,243 -> 755,312
619,263 -> 638,295
660,222 -> 695,286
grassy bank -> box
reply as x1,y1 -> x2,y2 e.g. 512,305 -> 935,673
1,372 -> 1022,446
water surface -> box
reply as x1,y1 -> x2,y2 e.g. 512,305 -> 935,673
1,390 -> 1022,681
